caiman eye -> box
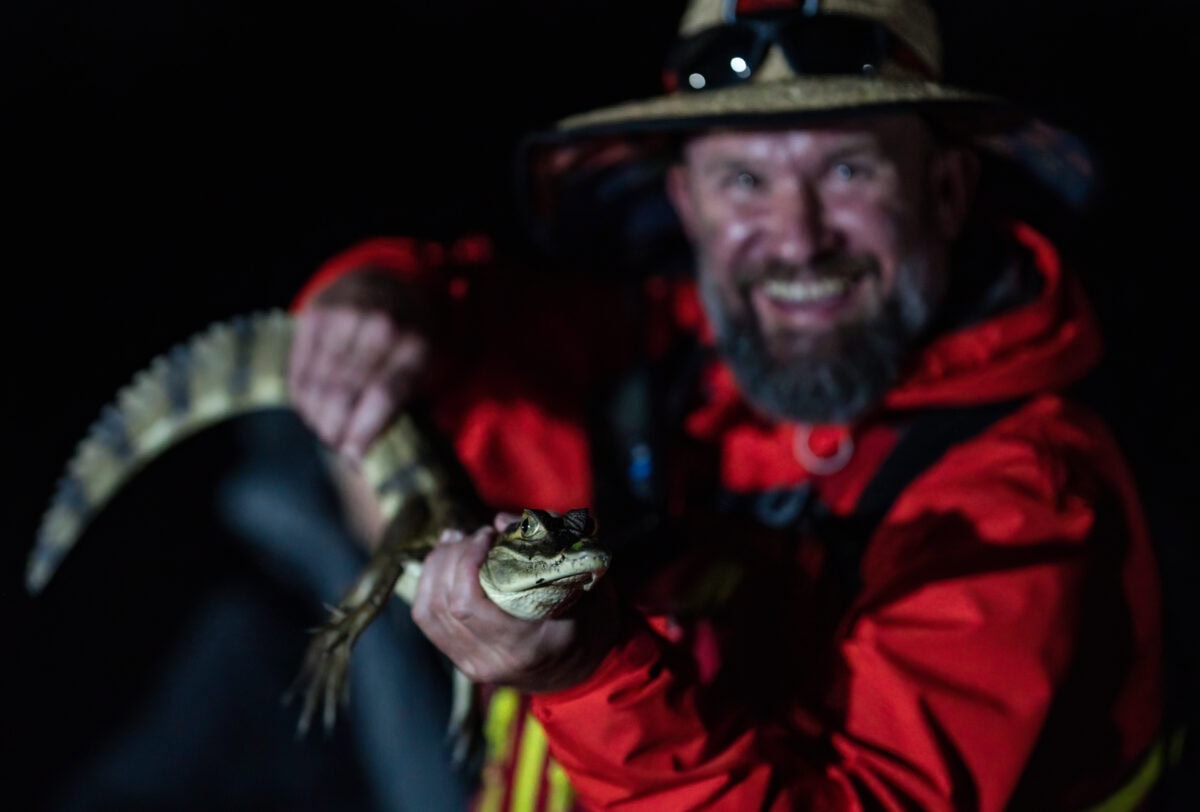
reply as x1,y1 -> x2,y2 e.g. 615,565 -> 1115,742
519,512 -> 546,539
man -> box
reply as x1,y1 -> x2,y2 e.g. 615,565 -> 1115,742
289,0 -> 1165,808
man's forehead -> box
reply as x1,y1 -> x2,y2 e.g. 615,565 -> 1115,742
684,116 -> 927,156
685,129 -> 869,161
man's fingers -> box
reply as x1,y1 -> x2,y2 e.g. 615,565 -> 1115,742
302,309 -> 361,393
341,335 -> 427,457
413,527 -> 494,630
335,312 -> 400,386
287,309 -> 327,399
494,512 -> 520,532
445,531 -> 494,619
308,387 -> 360,449
439,528 -> 466,544
290,309 -> 431,457
340,383 -> 398,460
291,311 -> 359,439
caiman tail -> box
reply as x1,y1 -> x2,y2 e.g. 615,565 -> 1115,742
25,309 -> 455,596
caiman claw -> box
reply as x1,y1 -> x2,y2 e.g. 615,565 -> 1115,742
284,604 -> 370,737
283,540 -> 410,738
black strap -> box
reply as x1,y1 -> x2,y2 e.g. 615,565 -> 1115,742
589,336 -> 708,553
809,399 -> 1028,600
856,401 -> 1028,518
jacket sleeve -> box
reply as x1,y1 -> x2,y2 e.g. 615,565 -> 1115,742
289,233 -> 494,312
529,413 -> 1160,811
285,232 -> 654,381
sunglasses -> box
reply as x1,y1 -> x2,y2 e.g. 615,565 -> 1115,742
663,14 -> 926,93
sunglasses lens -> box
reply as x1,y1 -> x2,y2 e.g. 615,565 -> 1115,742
665,17 -> 892,92
666,26 -> 764,91
778,16 -> 888,75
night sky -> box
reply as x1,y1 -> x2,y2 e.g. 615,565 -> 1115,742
3,1 -> 1197,807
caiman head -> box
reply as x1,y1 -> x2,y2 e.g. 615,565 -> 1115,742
479,508 -> 610,621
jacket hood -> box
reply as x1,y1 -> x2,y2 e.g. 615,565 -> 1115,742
883,221 -> 1102,411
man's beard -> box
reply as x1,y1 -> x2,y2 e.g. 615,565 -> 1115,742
700,253 -> 940,424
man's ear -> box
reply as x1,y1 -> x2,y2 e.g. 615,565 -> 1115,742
665,163 -> 701,242
930,146 -> 980,239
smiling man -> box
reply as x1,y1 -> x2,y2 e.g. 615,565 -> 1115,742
286,0 -> 1167,809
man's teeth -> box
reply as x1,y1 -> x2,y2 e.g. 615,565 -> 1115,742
761,277 -> 848,304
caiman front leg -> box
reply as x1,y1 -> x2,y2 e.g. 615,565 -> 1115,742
284,495 -> 434,738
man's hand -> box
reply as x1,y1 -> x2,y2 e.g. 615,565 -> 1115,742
288,272 -> 434,460
412,514 -> 618,694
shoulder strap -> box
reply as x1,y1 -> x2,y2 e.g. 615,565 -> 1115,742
856,399 -> 1029,517
813,398 -> 1029,599
588,335 -> 709,592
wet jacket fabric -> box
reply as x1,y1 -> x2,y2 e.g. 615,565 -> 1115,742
295,223 -> 1162,811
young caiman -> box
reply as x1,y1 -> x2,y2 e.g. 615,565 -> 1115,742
25,308 -> 611,759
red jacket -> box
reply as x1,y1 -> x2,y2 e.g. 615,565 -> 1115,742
296,224 -> 1162,811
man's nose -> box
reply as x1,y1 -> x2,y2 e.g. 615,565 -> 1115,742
768,181 -> 835,265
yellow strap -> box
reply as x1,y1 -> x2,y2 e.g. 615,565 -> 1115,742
480,688 -> 578,812
484,687 -> 522,764
512,713 -> 550,812
476,770 -> 507,812
1084,737 -> 1165,812
477,688 -> 522,812
546,758 -> 577,812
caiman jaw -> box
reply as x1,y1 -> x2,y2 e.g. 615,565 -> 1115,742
478,509 -> 611,620
480,547 -> 611,594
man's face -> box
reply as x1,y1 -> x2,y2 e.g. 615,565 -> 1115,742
666,114 -> 975,423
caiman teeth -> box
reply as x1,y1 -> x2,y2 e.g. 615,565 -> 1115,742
761,277 -> 848,303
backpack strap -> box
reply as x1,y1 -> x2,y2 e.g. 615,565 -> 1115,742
589,336 -> 708,555
813,398 -> 1029,599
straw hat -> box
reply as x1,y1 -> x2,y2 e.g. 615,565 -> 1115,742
551,0 -> 1020,137
517,0 -> 1094,268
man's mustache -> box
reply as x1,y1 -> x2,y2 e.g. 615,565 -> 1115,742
734,254 -> 878,289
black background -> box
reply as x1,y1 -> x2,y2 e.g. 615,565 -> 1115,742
3,0 -> 1198,807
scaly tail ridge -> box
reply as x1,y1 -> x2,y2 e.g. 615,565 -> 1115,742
26,310 -> 295,594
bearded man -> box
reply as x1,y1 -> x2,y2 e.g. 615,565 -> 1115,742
288,1 -> 1167,808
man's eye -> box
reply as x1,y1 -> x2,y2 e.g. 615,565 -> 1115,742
724,170 -> 760,190
832,162 -> 865,181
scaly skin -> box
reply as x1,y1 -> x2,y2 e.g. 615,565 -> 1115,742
26,308 -> 611,761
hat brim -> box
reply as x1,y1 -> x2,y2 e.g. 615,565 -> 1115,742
549,76 -> 1025,139
515,78 -> 1093,274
